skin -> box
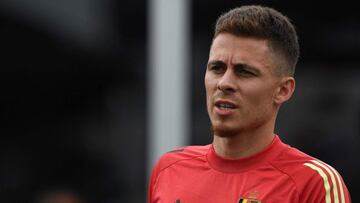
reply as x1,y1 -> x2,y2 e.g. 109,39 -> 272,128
205,33 -> 295,159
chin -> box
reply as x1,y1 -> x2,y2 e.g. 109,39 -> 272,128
211,124 -> 241,138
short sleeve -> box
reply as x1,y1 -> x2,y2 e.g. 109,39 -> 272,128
300,160 -> 351,203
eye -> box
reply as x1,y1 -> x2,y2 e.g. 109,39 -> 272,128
237,69 -> 253,75
235,67 -> 256,77
208,64 -> 225,74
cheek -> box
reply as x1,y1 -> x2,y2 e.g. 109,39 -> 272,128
205,85 -> 213,110
204,74 -> 217,112
246,84 -> 275,106
204,74 -> 215,97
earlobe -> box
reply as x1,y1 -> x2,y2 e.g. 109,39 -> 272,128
274,77 -> 295,104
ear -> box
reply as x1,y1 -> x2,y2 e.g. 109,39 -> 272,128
274,77 -> 295,105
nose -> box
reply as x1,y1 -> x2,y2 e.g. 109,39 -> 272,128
217,69 -> 237,93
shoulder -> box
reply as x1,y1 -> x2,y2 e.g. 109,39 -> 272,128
271,146 -> 318,190
148,145 -> 210,201
153,145 -> 210,173
271,146 -> 351,202
273,145 -> 345,179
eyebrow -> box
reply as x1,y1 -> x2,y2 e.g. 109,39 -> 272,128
207,60 -> 226,68
234,63 -> 261,75
207,60 -> 261,74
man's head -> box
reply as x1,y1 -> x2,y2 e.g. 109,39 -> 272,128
205,5 -> 298,137
214,5 -> 299,76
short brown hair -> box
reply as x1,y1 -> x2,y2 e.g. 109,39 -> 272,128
214,5 -> 299,76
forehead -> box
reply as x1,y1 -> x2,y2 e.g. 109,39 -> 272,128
209,33 -> 275,70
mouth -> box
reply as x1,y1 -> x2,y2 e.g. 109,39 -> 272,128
214,100 -> 237,110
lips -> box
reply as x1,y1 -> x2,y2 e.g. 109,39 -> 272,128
214,100 -> 238,116
215,100 -> 237,109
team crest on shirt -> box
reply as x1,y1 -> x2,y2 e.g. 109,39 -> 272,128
175,198 -> 260,203
238,191 -> 261,203
238,198 -> 261,203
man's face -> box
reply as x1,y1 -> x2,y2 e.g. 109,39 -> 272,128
205,33 -> 282,136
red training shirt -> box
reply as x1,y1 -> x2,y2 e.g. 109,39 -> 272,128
148,135 -> 351,203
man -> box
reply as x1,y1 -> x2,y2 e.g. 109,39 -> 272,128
148,5 -> 351,203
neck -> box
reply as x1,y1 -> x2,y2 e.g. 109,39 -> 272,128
212,121 -> 275,159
